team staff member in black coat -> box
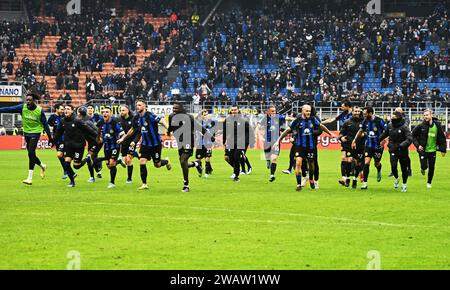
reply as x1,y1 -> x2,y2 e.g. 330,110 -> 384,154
387,107 -> 412,177
55,105 -> 98,187
412,109 -> 447,188
77,107 -> 102,183
379,111 -> 413,192
223,105 -> 251,183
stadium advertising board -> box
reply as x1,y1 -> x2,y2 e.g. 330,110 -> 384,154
93,104 -> 121,115
91,104 -> 173,116
0,85 -> 23,103
212,106 -> 260,115
148,105 -> 173,116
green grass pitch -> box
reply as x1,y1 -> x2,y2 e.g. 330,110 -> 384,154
0,149 -> 449,269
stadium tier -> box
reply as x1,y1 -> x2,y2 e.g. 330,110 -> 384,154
0,0 -> 448,112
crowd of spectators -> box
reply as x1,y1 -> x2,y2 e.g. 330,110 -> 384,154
169,0 -> 449,108
1,0 -> 215,108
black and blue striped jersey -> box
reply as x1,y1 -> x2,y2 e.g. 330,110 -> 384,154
132,112 -> 162,147
97,117 -> 124,151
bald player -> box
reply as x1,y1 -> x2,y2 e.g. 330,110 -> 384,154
275,105 -> 332,191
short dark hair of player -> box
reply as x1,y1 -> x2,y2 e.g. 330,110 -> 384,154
364,106 -> 374,115
103,106 -> 112,111
54,103 -> 64,111
65,104 -> 74,110
135,99 -> 147,106
342,100 -> 352,108
26,93 -> 40,101
78,106 -> 87,116
87,104 -> 95,109
173,102 -> 186,113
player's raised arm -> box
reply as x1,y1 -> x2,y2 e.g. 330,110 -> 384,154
320,116 -> 336,125
0,103 -> 24,114
319,123 -> 335,137
285,115 -> 296,122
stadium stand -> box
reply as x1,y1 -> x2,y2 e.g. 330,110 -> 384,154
168,0 -> 449,109
0,0 -> 449,111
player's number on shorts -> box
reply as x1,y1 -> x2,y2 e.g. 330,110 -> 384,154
75,153 -> 80,159
307,153 -> 314,159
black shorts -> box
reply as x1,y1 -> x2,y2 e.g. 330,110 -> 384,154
121,141 -> 137,157
56,143 -> 65,153
351,148 -> 365,162
65,145 -> 84,163
293,146 -> 316,160
364,147 -> 384,162
341,144 -> 352,153
196,147 -> 212,159
264,141 -> 280,158
179,148 -> 194,157
104,148 -> 120,161
225,148 -> 243,160
89,142 -> 102,155
139,145 -> 162,163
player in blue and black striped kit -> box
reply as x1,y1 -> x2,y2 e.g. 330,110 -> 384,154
194,109 -> 216,178
256,105 -> 295,182
96,107 -> 125,189
352,107 -> 386,189
48,104 -> 67,179
276,105 -> 332,191
118,99 -> 171,190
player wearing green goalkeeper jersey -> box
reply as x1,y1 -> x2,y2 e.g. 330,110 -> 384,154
0,94 -> 53,185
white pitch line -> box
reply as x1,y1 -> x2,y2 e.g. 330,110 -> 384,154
7,200 -> 448,229
2,211 -> 377,227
